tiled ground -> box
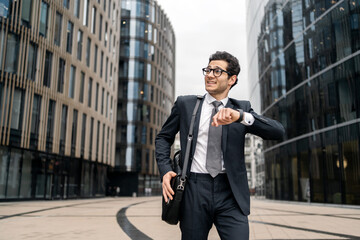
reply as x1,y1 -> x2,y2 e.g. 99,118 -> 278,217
1,197 -> 360,239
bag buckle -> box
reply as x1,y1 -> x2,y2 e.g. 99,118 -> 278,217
177,179 -> 186,191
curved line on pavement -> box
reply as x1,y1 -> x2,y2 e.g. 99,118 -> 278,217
250,220 -> 360,239
116,200 -> 156,240
255,206 -> 360,221
0,199 -> 118,220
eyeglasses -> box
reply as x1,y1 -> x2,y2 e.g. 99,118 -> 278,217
202,67 -> 231,77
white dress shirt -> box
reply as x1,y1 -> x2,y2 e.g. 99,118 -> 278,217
190,93 -> 255,174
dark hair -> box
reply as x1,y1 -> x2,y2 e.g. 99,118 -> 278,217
209,51 -> 241,88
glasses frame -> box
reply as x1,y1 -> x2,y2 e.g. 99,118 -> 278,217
202,67 -> 232,77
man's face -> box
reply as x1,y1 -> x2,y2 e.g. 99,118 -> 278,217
204,60 -> 235,98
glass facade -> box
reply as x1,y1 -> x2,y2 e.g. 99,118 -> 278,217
112,0 -> 175,196
248,0 -> 360,205
0,0 -> 120,200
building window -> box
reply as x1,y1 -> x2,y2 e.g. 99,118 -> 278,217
0,28 -> 4,67
11,88 -> 25,131
77,30 -> 83,60
21,0 -> 33,27
39,1 -> 49,37
66,21 -> 74,53
74,0 -> 80,18
83,0 -> 89,26
141,126 -> 146,144
89,117 -> 94,159
57,58 -> 65,93
108,0 -> 111,18
99,14 -> 103,40
7,87 -> 25,147
0,84 -> 5,123
43,50 -> 53,88
95,83 -> 99,111
30,94 -> 41,134
71,109 -> 78,157
105,57 -> 109,82
105,22 -> 108,46
27,42 -> 37,81
86,37 -> 91,67
101,87 -> 104,114
96,121 -> 100,161
46,99 -> 56,152
102,123 -> 105,162
4,33 -> 19,73
91,6 -> 97,34
54,12 -> 62,46
68,65 -> 76,98
63,0 -> 70,9
100,51 -> 104,77
110,63 -> 113,83
59,104 -> 68,155
149,128 -> 153,144
0,0 -> 13,18
109,30 -> 112,52
110,95 -> 113,121
106,92 -> 109,118
119,60 -> 128,78
106,126 -> 110,162
121,18 -> 130,37
88,77 -> 92,107
146,63 -> 151,81
110,129 -> 113,162
79,71 -> 85,103
94,45 -> 98,72
81,114 -> 87,158
30,94 -> 41,149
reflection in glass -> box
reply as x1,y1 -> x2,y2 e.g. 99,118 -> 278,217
68,65 -> 76,98
39,1 -> 49,37
54,12 -> 62,46
43,51 -> 53,87
11,89 -> 24,130
57,58 -> 65,93
4,33 -> 19,73
27,42 -> 37,81
46,100 -> 56,152
71,109 -> 78,157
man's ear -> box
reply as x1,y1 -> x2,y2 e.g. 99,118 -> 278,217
228,75 -> 236,87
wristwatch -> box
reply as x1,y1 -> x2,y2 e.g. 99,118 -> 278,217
236,109 -> 244,123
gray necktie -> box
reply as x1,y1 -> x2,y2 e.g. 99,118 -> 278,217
206,101 -> 222,178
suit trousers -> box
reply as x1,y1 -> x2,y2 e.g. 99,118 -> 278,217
180,172 -> 249,240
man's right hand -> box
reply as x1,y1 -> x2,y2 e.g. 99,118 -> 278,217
162,171 -> 177,202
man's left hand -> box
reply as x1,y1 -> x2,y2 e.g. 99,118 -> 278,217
211,108 -> 241,127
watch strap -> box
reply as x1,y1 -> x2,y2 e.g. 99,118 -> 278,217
236,109 -> 244,123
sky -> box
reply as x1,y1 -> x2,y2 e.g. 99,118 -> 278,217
154,0 -> 249,100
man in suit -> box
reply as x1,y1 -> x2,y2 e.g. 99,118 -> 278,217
156,51 -> 285,239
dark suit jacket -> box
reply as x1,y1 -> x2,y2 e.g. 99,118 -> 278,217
155,95 -> 285,216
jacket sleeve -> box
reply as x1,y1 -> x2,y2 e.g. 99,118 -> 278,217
245,102 -> 285,140
155,97 -> 181,180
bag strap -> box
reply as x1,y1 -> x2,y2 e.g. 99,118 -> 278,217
180,95 -> 203,181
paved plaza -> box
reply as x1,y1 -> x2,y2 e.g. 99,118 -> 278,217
1,196 -> 360,239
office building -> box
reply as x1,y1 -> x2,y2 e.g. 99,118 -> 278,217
0,0 -> 120,200
244,135 -> 264,196
110,0 -> 175,196
247,0 -> 360,204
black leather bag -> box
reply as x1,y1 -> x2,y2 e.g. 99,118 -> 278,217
161,96 -> 202,225
161,150 -> 184,225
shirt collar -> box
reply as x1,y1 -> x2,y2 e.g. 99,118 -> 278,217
205,93 -> 228,107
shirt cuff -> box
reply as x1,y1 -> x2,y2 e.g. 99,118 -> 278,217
241,112 -> 255,126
